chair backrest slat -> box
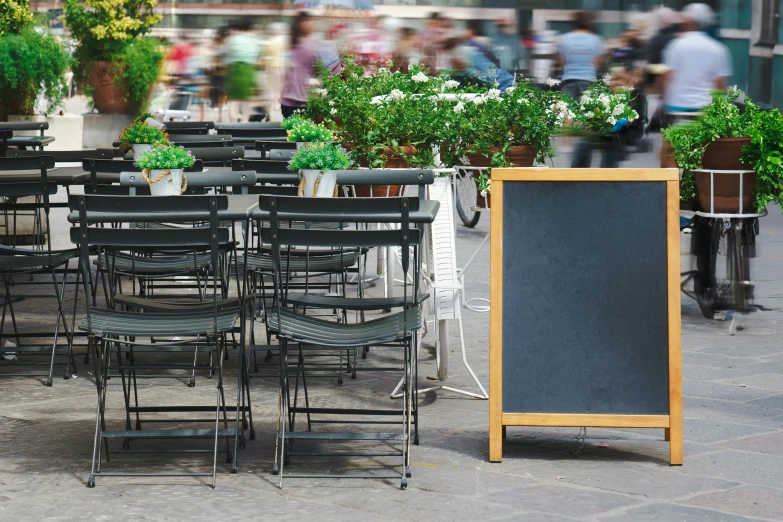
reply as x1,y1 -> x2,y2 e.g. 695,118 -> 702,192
7,149 -> 117,162
69,194 -> 228,214
0,156 -> 55,170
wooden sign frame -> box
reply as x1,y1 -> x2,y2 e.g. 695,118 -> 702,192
489,168 -> 682,465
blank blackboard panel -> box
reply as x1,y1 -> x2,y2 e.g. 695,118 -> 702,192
502,181 -> 669,415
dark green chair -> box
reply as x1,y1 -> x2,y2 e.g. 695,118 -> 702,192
262,195 -> 422,489
69,194 -> 244,488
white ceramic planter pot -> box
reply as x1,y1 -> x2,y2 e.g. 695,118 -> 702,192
132,144 -> 154,160
148,169 -> 184,196
300,169 -> 337,197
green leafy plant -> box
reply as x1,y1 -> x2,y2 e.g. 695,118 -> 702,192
134,111 -> 155,123
661,89 -> 782,209
286,118 -> 334,143
287,142 -> 353,171
568,81 -> 639,138
118,121 -> 169,144
135,144 -> 195,170
307,60 -> 452,168
112,37 -> 163,114
0,3 -> 72,117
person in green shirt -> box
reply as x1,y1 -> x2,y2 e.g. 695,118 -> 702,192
226,19 -> 263,122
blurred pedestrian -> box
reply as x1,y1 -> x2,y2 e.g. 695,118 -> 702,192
281,12 -> 342,119
392,27 -> 419,74
660,3 -> 730,167
662,3 -> 730,112
208,26 -> 230,122
349,16 -> 394,71
463,20 -> 515,91
558,11 -> 603,100
419,12 -> 448,73
226,19 -> 263,122
492,18 -> 524,75
647,7 -> 679,66
265,22 -> 289,120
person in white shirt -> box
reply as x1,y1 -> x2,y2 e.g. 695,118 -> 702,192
660,3 -> 731,167
662,3 -> 731,111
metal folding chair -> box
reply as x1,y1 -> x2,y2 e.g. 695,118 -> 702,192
262,195 -> 422,489
0,156 -> 78,385
70,194 -> 243,488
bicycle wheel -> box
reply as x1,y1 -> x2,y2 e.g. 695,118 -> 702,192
454,170 -> 481,228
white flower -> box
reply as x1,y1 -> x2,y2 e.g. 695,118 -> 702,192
602,74 -> 612,85
443,80 -> 460,90
545,78 -> 561,87
445,122 -> 450,128
308,78 -> 322,87
472,96 -> 486,105
330,108 -> 337,115
517,98 -> 527,104
454,102 -> 465,113
607,116 -> 617,126
328,100 -> 335,106
585,111 -> 594,118
611,105 -> 624,116
390,89 -> 405,101
598,94 -> 611,107
315,88 -> 328,98
370,98 -> 382,105
378,67 -> 390,74
486,88 -> 502,101
412,72 -> 429,83
628,109 -> 639,122
505,86 -> 516,94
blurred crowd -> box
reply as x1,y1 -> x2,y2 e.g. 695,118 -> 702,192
156,3 -> 730,127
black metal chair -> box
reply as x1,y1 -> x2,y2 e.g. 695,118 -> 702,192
0,156 -> 77,385
215,123 -> 287,148
190,146 -> 244,167
255,140 -> 297,159
0,122 -> 55,152
231,158 -> 289,175
261,195 -> 422,488
69,194 -> 243,488
6,149 -> 121,162
168,134 -> 233,148
163,121 -> 215,135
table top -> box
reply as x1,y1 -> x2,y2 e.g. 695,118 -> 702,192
2,136 -> 56,146
67,195 -> 439,225
0,166 -> 88,186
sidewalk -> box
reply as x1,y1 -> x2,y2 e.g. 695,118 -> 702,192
0,142 -> 781,521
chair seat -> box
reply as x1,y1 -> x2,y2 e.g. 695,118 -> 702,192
0,249 -> 75,273
268,307 -> 421,346
96,252 -> 213,275
79,308 -> 238,337
285,292 -> 429,311
241,250 -> 359,273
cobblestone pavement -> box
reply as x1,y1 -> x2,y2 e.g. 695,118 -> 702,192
0,143 -> 781,521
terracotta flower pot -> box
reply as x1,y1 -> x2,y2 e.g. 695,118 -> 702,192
465,145 -> 536,168
88,61 -> 132,115
695,137 -> 755,213
352,145 -> 415,198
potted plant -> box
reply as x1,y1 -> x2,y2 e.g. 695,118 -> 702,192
663,89 -> 783,212
455,80 -> 570,169
308,61 -> 441,170
0,1 -> 72,120
135,144 -> 195,196
288,142 -> 353,198
118,120 -> 170,159
64,0 -> 163,115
